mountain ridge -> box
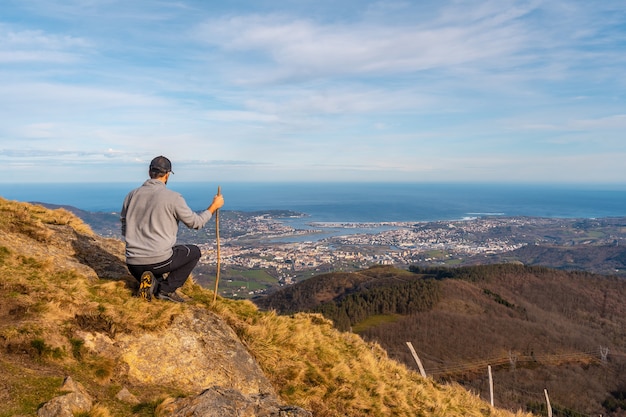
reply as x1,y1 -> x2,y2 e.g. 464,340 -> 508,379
0,197 -> 531,417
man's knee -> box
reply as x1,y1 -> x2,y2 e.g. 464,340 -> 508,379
186,244 -> 201,261
174,244 -> 201,261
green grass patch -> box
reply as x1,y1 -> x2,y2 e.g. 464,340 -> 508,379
217,269 -> 279,296
352,314 -> 402,333
197,268 -> 282,298
228,280 -> 266,290
424,250 -> 448,259
232,269 -> 277,283
0,360 -> 63,417
30,338 -> 64,359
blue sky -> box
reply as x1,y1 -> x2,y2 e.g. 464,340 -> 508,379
1,0 -> 625,184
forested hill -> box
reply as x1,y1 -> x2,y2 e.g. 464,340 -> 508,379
254,264 -> 626,416
254,266 -> 441,330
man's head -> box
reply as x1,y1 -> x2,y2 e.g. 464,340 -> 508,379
149,156 -> 174,180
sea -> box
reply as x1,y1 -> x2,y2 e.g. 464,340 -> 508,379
2,182 -> 626,224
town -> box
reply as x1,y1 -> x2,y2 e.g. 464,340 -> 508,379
198,217 -> 529,277
188,213 -> 626,297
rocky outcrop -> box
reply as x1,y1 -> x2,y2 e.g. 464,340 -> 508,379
41,305 -> 309,416
119,307 -> 276,394
39,381 -> 311,417
157,386 -> 312,417
76,307 -> 275,395
37,376 -> 92,417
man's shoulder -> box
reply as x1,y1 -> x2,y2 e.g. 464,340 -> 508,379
159,186 -> 185,202
126,180 -> 184,202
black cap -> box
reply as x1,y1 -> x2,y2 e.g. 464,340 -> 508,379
149,156 -> 174,174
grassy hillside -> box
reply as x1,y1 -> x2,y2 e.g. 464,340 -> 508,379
257,264 -> 626,415
0,197 -> 533,417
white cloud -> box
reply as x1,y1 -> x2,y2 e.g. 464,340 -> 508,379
0,83 -> 166,108
572,114 -> 626,130
511,114 -> 626,136
0,24 -> 90,63
204,110 -> 279,123
16,123 -> 59,139
193,9 -> 531,81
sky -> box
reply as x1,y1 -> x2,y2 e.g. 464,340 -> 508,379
1,0 -> 625,184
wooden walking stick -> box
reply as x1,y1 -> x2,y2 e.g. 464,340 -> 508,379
213,186 -> 221,303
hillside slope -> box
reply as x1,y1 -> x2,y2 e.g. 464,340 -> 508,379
256,264 -> 626,416
0,197 -> 532,417
465,241 -> 626,275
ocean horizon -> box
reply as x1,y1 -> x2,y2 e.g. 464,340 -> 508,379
2,182 -> 626,224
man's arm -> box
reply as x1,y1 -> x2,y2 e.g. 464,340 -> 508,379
173,192 -> 224,230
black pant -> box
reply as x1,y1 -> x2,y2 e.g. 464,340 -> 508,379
127,244 -> 201,294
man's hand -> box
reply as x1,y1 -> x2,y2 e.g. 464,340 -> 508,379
208,194 -> 224,214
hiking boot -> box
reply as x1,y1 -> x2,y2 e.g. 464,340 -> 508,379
156,291 -> 185,303
139,271 -> 156,301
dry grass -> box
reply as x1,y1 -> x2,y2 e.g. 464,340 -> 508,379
90,405 -> 113,417
0,197 -> 93,239
185,281 -> 533,417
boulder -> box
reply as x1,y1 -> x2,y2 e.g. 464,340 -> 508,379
117,308 -> 275,395
157,386 -> 312,417
37,376 -> 92,417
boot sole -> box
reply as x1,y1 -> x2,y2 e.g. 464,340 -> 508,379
139,272 -> 154,301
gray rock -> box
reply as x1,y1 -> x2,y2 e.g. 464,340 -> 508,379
37,376 -> 93,417
116,308 -> 276,395
115,387 -> 140,404
157,386 -> 312,417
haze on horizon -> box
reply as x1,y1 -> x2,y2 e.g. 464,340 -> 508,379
1,1 -> 625,184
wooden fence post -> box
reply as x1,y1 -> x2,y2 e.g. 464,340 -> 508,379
544,389 -> 552,417
488,365 -> 494,407
405,342 -> 427,378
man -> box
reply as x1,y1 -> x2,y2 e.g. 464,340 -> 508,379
120,155 -> 224,302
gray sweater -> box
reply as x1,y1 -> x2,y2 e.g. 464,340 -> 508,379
120,179 -> 213,265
